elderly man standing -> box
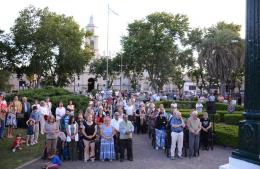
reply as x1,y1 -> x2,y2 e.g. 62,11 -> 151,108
22,97 -> 31,128
170,111 -> 185,160
187,111 -> 201,158
119,114 -> 134,162
111,112 -> 123,160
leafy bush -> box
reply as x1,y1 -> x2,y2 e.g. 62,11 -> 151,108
218,112 -> 226,122
223,114 -> 244,125
6,87 -> 70,102
50,95 -> 88,115
209,113 -> 220,123
214,103 -> 244,112
235,105 -> 244,111
6,87 -> 88,115
214,123 -> 238,148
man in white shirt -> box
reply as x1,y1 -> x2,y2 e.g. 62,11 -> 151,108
55,102 -> 66,129
111,112 -> 123,160
39,101 -> 49,134
111,112 -> 123,131
124,100 -> 134,121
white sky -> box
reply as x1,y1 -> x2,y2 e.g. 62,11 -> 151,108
0,0 -> 246,56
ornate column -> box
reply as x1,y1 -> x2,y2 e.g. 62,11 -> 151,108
220,1 -> 260,168
232,0 -> 260,165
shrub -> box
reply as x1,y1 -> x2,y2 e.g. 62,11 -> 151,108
50,95 -> 88,115
6,87 -> 89,115
209,113 -> 220,123
214,123 -> 238,148
235,105 -> 244,111
181,112 -> 191,119
5,87 -> 70,102
223,114 -> 244,125
218,112 -> 226,122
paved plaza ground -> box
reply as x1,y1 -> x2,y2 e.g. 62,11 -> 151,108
22,134 -> 233,169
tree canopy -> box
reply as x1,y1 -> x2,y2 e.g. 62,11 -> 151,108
89,57 -> 120,89
197,22 -> 244,95
8,5 -> 94,87
120,12 -> 193,91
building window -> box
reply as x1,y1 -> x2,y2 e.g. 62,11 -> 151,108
189,85 -> 196,90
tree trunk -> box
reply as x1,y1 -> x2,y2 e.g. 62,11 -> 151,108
220,80 -> 226,97
208,79 -> 212,94
36,76 -> 41,89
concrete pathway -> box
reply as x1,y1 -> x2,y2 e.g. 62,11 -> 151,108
22,134 -> 232,169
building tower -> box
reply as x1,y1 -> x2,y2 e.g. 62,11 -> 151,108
85,15 -> 100,59
66,16 -> 104,93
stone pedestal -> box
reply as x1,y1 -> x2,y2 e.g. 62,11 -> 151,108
220,157 -> 260,169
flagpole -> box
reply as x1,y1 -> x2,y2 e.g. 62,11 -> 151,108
106,4 -> 109,91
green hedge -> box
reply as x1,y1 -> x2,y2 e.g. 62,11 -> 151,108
180,112 -> 220,123
6,87 -> 88,115
214,123 -> 238,148
155,100 -> 244,111
6,87 -> 70,102
223,114 -> 244,125
50,95 -> 88,114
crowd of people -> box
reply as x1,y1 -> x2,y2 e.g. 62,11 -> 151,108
0,91 -> 214,167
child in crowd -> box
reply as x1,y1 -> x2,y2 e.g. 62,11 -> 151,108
26,118 -> 35,146
56,132 -> 66,160
11,134 -> 25,152
6,102 -> 17,138
42,154 -> 62,169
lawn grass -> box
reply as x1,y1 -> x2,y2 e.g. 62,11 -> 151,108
0,128 -> 44,169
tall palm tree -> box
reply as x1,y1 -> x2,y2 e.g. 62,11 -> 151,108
198,29 -> 244,96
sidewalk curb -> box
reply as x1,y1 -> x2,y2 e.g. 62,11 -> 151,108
15,157 -> 41,169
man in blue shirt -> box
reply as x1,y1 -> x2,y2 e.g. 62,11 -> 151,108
170,111 -> 185,160
61,109 -> 70,132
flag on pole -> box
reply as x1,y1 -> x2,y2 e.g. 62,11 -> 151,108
109,6 -> 119,16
